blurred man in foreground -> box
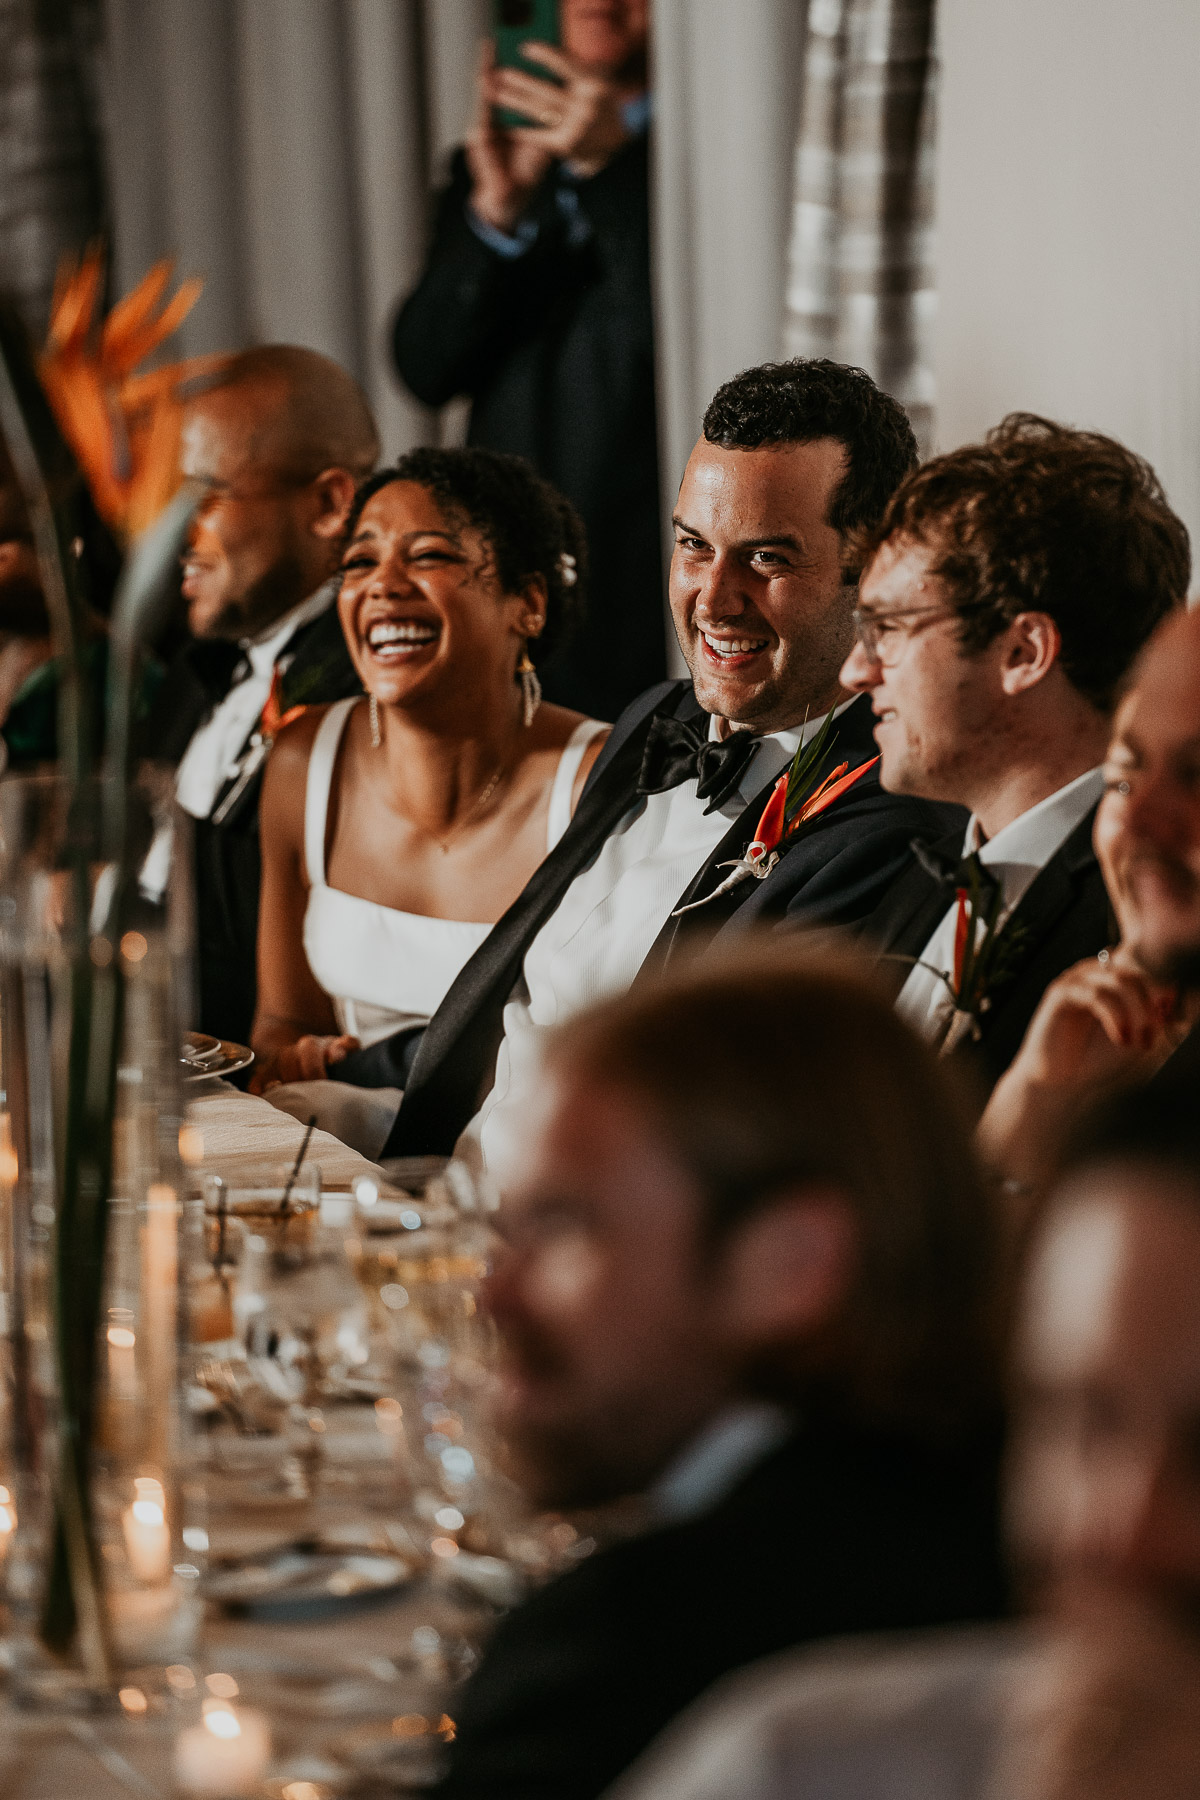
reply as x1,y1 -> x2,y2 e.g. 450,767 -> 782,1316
608,1085 -> 1200,1800
840,415 -> 1187,1107
980,605 -> 1200,1201
394,0 -> 659,717
142,344 -> 376,1042
433,947 -> 1006,1800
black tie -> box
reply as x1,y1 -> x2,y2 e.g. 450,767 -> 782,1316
637,714 -> 760,814
911,839 -> 1001,904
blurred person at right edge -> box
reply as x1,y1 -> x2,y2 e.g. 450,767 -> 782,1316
606,1083 -> 1200,1800
978,604 -> 1200,1213
394,1 -> 660,720
431,947 -> 1007,1800
838,416 -> 1188,1116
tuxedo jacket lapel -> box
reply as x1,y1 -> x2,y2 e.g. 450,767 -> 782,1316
643,698 -> 890,973
954,805 -> 1108,1071
863,830 -> 964,999
382,686 -> 689,1157
638,765 -> 784,974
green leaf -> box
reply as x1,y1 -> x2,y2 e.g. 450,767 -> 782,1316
783,704 -> 839,818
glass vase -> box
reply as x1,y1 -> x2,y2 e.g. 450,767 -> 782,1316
0,773 -> 203,1701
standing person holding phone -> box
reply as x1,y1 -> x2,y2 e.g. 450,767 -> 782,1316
394,1 -> 660,724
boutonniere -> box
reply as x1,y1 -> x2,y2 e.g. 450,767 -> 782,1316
672,707 -> 879,916
209,667 -> 307,826
259,665 -> 307,741
896,850 -> 1030,1053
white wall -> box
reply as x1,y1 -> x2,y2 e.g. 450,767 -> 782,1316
936,0 -> 1200,575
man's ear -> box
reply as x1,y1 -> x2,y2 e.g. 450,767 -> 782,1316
999,611 -> 1062,696
718,1188 -> 858,1348
309,467 -> 358,540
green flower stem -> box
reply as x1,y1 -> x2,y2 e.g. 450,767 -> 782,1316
0,306 -> 199,1678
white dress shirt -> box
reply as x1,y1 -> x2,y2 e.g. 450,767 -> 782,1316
895,766 -> 1105,1043
648,1404 -> 793,1524
464,702 -> 858,1177
174,580 -> 337,821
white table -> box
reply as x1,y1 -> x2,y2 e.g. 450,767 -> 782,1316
185,1080 -> 397,1195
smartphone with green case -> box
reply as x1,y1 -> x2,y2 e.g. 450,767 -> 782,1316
492,0 -> 562,130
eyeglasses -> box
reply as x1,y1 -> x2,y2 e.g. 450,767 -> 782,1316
851,604 -> 965,666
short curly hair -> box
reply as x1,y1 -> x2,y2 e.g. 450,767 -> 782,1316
861,413 -> 1190,712
702,358 -> 920,551
345,446 -> 586,665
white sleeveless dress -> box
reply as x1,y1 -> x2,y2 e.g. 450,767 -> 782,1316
301,697 -> 606,1047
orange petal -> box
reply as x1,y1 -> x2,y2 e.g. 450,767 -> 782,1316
792,756 -> 879,827
46,248 -> 104,356
127,396 -> 183,537
100,260 -> 173,364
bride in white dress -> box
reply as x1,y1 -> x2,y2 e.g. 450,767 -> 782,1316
250,447 -> 608,1100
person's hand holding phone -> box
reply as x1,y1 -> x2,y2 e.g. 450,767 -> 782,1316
467,40 -> 635,233
467,40 -> 558,232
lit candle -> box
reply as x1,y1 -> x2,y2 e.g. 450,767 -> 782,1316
174,1701 -> 272,1797
122,1475 -> 171,1583
0,1483 -> 16,1560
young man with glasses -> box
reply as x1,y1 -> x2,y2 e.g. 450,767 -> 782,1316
838,413 -> 1188,1105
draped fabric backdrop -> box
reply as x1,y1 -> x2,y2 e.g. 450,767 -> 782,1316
0,0 -> 107,336
3,1 -> 938,665
102,0 -> 488,462
650,0 -> 807,672
785,0 -> 936,455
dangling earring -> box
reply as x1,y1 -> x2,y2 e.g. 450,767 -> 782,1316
369,692 -> 382,749
517,648 -> 542,729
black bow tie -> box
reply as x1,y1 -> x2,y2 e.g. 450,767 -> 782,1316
912,839 -> 1001,901
637,715 -> 761,814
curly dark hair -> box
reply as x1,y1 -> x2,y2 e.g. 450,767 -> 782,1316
860,413 -> 1190,712
345,446 -> 587,665
702,358 -> 920,553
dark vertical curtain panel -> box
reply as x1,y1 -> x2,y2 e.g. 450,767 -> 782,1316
786,0 -> 937,455
0,0 -> 107,335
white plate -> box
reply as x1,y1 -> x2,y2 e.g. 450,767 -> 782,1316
181,1031 -> 255,1083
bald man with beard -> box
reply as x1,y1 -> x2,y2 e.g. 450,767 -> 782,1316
142,345 -> 378,1044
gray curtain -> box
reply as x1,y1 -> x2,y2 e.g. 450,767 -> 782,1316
650,0 -> 808,673
785,0 -> 937,454
101,0 -> 488,460
0,0 -> 107,335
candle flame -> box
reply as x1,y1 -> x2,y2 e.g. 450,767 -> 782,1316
203,1704 -> 241,1741
107,1325 -> 136,1348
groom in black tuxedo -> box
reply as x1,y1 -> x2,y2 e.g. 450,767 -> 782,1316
334,358 -> 957,1159
839,413 -> 1189,1109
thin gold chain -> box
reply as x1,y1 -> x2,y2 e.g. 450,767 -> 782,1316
433,760 -> 508,855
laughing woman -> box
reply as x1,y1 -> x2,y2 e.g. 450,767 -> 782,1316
249,448 -> 608,1105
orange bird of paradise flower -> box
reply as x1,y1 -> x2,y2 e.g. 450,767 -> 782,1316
38,246 -> 228,541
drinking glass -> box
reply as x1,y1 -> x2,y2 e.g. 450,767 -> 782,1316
193,1166 -> 420,1614
0,774 -> 203,1697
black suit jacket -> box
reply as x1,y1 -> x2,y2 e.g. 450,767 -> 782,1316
141,604 -> 361,1044
864,805 -> 1115,1109
335,684 -> 953,1157
433,1418 -> 1006,1800
393,141 -> 662,720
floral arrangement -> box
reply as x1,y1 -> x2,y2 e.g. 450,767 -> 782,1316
0,253 -> 209,1675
